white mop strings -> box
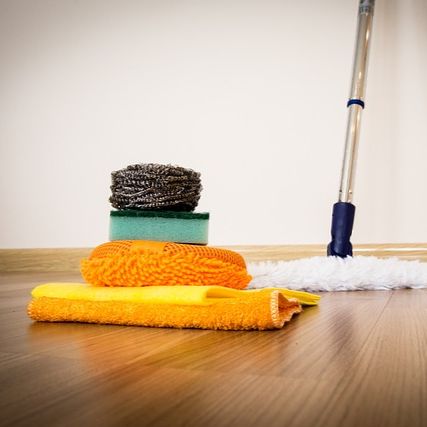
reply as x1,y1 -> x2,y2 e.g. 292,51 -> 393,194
247,256 -> 427,292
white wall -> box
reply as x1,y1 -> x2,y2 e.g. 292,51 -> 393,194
1,0 -> 426,248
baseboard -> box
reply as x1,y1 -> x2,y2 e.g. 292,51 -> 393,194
1,243 -> 427,273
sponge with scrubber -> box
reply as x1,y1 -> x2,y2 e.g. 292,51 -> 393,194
109,210 -> 209,244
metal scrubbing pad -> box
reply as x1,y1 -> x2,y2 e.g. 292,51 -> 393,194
109,163 -> 202,211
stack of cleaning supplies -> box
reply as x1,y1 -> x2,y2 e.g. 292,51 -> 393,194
27,163 -> 319,330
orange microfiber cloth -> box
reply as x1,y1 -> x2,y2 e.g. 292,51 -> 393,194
27,284 -> 303,330
81,240 -> 252,289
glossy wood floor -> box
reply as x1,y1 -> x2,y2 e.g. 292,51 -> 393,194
1,271 -> 427,427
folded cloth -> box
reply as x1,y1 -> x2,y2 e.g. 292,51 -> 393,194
81,240 -> 252,290
27,283 -> 311,330
31,283 -> 320,306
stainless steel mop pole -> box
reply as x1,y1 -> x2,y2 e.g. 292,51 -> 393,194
327,0 -> 375,257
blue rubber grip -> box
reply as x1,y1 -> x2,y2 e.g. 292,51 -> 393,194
327,202 -> 356,258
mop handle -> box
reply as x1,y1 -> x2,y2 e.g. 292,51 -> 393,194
327,0 -> 375,258
339,0 -> 375,203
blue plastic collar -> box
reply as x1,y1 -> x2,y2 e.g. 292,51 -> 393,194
347,99 -> 365,108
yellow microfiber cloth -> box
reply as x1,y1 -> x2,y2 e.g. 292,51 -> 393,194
27,283 -> 319,330
31,283 -> 320,306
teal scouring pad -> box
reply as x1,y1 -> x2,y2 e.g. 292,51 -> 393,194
109,210 -> 209,245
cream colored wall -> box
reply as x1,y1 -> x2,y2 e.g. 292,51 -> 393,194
1,0 -> 426,248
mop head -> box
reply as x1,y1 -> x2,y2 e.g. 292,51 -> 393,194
247,256 -> 427,292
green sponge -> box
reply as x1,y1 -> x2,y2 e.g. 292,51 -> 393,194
109,210 -> 209,244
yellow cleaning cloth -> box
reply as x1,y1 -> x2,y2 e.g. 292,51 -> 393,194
27,283 -> 315,330
32,283 -> 243,306
31,283 -> 320,306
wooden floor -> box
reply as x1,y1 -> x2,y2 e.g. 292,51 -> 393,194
1,271 -> 427,427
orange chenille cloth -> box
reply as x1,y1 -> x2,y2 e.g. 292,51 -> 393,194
27,285 -> 302,331
81,240 -> 252,290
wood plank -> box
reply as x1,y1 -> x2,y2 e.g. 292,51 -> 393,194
3,271 -> 427,426
312,289 -> 427,427
0,248 -> 91,273
233,242 -> 427,262
1,243 -> 427,272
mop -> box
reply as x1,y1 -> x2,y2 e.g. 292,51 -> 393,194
247,256 -> 427,292
248,0 -> 427,292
